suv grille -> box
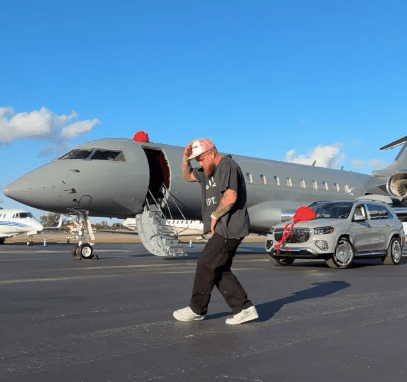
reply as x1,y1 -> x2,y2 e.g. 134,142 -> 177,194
274,228 -> 311,243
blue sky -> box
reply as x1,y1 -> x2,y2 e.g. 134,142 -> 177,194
1,0 -> 407,220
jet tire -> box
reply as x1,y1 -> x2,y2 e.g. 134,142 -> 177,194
78,243 -> 94,259
71,244 -> 80,258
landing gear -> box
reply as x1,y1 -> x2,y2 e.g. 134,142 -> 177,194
69,211 -> 97,260
26,236 -> 34,246
0,238 -> 5,245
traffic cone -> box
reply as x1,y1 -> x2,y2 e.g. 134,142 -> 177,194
43,237 -> 48,247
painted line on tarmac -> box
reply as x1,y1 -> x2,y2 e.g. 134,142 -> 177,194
0,274 -> 120,285
166,267 -> 257,274
42,263 -> 197,272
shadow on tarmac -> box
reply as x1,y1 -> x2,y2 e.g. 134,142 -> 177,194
205,281 -> 350,322
255,281 -> 350,322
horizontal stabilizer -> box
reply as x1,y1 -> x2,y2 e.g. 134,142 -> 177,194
380,135 -> 407,151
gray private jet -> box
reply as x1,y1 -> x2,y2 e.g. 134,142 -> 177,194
4,134 -> 407,259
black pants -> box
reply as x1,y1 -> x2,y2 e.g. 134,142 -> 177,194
189,233 -> 253,316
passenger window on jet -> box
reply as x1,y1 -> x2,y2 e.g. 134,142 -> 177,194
91,150 -> 125,161
323,182 -> 329,190
260,175 -> 267,185
312,180 -> 318,190
366,204 -> 381,220
59,149 -> 93,160
274,176 -> 280,186
300,179 -> 306,188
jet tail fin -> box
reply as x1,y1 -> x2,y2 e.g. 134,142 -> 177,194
374,135 -> 407,177
380,135 -> 407,151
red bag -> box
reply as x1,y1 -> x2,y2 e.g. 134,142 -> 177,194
275,206 -> 317,254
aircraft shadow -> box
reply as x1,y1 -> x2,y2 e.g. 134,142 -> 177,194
206,281 -> 350,322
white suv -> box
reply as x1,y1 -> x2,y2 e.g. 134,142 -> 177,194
265,199 -> 405,269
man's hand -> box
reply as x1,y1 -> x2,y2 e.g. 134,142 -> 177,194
182,142 -> 198,182
184,142 -> 193,160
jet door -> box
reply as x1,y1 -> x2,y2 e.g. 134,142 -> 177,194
137,148 -> 184,257
142,147 -> 171,205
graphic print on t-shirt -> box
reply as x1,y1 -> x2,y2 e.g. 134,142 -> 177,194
205,177 -> 218,207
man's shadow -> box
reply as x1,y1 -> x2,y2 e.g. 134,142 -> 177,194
256,281 -> 350,322
207,281 -> 350,322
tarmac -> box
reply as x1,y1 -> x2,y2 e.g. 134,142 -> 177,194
1,239 -> 407,381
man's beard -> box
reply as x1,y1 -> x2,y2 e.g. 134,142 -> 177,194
203,162 -> 216,177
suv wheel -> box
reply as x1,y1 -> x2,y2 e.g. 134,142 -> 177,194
326,238 -> 355,269
269,257 -> 295,266
383,237 -> 402,265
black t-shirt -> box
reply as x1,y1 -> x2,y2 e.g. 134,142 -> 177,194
193,155 -> 250,239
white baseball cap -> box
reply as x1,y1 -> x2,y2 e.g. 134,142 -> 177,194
188,139 -> 215,160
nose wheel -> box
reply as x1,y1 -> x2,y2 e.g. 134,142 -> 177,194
26,236 -> 35,246
69,211 -> 98,260
71,243 -> 96,259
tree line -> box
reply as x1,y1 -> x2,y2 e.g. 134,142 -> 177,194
39,212 -> 126,230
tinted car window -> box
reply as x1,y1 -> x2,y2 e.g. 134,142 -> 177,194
309,201 -> 353,219
366,204 -> 381,220
379,206 -> 393,219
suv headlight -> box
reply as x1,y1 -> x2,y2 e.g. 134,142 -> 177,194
314,226 -> 334,235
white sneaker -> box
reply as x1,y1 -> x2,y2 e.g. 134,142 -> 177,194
226,306 -> 259,325
173,306 -> 205,322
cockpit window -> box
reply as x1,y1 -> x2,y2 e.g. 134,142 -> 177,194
19,213 -> 33,219
90,150 -> 125,161
59,149 -> 125,161
59,149 -> 93,160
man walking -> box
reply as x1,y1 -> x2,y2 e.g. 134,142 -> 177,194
173,139 -> 258,325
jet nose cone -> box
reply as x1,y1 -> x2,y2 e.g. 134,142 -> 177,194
36,221 -> 44,232
3,180 -> 30,203
3,185 -> 12,198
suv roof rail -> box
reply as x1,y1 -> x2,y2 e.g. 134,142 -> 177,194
356,194 -> 397,205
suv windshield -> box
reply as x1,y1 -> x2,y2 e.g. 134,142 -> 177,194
309,201 -> 354,219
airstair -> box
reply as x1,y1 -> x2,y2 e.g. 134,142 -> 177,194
136,192 -> 186,257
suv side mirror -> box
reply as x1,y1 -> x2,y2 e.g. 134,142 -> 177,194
353,214 -> 366,222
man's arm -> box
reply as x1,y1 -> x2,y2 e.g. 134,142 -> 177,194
210,189 -> 237,234
182,143 -> 198,182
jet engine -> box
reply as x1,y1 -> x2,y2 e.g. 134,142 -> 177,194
387,171 -> 407,198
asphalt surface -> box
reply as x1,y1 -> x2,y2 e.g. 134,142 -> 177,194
1,242 -> 407,382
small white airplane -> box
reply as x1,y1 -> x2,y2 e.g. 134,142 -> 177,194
0,208 -> 44,245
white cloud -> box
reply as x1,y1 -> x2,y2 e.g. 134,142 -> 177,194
352,158 -> 386,169
0,106 -> 100,144
285,144 -> 345,169
61,119 -> 101,139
